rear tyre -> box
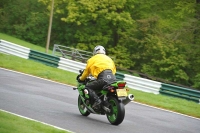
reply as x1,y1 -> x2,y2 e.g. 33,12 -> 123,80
78,95 -> 90,116
106,97 -> 125,125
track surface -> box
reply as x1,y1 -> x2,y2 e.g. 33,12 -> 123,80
0,68 -> 200,133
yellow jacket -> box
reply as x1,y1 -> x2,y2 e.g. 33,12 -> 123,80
80,54 -> 116,81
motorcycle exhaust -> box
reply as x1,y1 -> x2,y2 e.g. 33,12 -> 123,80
122,94 -> 134,105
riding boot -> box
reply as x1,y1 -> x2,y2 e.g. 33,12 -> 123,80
88,89 -> 102,108
92,98 -> 102,108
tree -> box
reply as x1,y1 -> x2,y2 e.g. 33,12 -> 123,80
40,0 -> 136,68
126,0 -> 198,88
0,0 -> 49,46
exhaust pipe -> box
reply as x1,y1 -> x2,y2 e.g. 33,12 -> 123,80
122,94 -> 134,105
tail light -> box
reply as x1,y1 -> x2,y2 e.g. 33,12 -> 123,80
118,82 -> 126,89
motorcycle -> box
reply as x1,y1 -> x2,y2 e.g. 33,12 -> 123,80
73,70 -> 134,125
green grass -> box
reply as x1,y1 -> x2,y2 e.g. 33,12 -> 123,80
128,89 -> 200,118
0,110 -> 70,133
0,53 -> 77,86
0,32 -> 200,132
0,33 -> 52,53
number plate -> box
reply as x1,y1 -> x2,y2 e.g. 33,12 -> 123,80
116,89 -> 127,97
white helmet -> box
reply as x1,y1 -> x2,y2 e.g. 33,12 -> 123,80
93,45 -> 106,55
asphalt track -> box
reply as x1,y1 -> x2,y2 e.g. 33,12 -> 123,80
0,68 -> 200,133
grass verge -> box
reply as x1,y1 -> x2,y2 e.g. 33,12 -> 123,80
0,110 -> 70,133
0,53 -> 77,86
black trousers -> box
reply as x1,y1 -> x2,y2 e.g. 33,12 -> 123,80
85,70 -> 116,101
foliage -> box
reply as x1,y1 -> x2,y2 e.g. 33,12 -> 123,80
141,35 -> 189,83
57,0 -> 135,50
0,0 -> 49,46
0,0 -> 200,89
108,45 -> 134,68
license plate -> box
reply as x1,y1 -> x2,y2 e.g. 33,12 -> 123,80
116,89 -> 127,97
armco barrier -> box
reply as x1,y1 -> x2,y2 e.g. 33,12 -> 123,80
58,57 -> 85,74
115,72 -> 125,81
58,58 -> 125,81
1,39 -> 200,102
124,74 -> 161,94
0,40 -> 30,59
29,50 -> 60,67
160,84 -> 200,103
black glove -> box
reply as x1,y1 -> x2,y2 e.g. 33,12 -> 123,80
76,74 -> 81,81
77,77 -> 84,83
77,69 -> 85,83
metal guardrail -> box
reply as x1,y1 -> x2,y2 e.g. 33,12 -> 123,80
29,50 -> 60,67
58,57 -> 127,81
58,57 -> 161,94
58,57 -> 86,74
0,40 -> 30,59
116,72 -> 125,81
124,74 -> 162,94
1,39 -> 200,103
160,84 -> 200,103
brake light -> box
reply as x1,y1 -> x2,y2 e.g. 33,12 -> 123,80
118,82 -> 126,89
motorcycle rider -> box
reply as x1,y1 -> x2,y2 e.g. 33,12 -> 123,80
78,45 -> 116,108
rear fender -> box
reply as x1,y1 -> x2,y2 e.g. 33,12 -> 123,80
110,81 -> 126,88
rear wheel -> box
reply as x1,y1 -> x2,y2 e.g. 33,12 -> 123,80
78,95 -> 90,116
106,97 -> 125,125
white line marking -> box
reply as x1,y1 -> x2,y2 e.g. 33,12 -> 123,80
1,67 -> 200,121
131,101 -> 200,120
0,109 -> 75,133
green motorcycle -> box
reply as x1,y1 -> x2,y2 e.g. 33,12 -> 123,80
73,70 -> 134,125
